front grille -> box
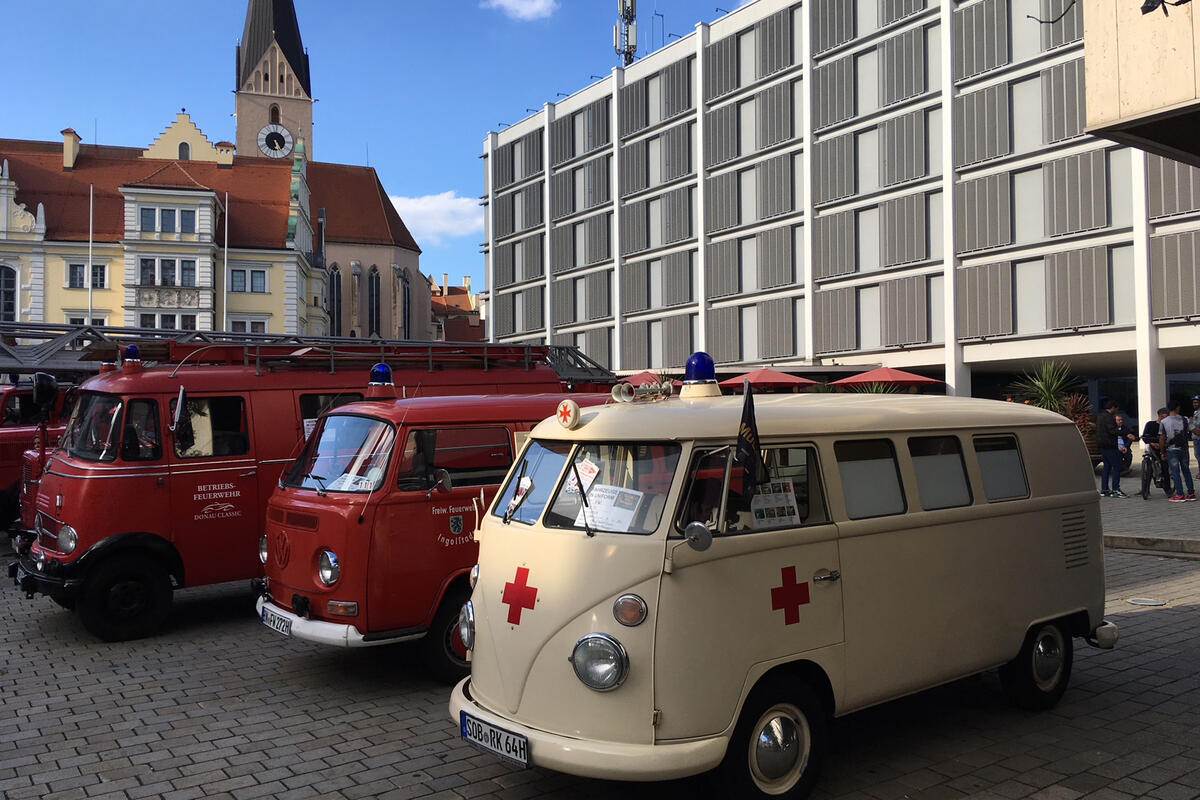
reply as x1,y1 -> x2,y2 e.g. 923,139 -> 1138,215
285,511 -> 319,530
35,512 -> 61,551
1062,508 -> 1089,569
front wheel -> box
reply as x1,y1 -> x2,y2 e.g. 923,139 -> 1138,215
713,676 -> 827,799
78,555 -> 172,641
1140,459 -> 1152,499
999,621 -> 1073,710
419,586 -> 470,684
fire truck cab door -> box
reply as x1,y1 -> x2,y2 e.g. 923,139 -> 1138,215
168,394 -> 260,586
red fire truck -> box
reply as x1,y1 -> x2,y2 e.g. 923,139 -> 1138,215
0,380 -> 73,528
9,339 -> 584,641
255,391 -> 606,682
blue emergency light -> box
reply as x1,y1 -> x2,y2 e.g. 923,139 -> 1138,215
125,345 -> 140,361
369,362 -> 394,386
684,351 -> 716,384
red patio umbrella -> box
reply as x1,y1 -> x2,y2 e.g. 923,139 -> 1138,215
830,367 -> 942,387
718,368 -> 820,391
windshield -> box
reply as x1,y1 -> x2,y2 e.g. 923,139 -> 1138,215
285,414 -> 395,493
492,440 -> 573,525
61,392 -> 123,463
544,442 -> 682,535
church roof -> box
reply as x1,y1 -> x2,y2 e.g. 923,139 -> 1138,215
238,0 -> 311,96
307,162 -> 421,253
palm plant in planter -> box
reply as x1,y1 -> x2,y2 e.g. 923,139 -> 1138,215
1007,362 -> 1098,465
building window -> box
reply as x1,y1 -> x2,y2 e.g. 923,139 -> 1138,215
181,210 -> 196,234
181,314 -> 197,330
159,314 -> 177,330
140,314 -> 156,329
329,266 -> 342,336
140,259 -> 156,286
160,209 -> 176,234
68,264 -> 86,289
181,260 -> 196,287
270,104 -> 281,125
230,268 -> 265,293
367,267 -> 381,336
140,208 -> 156,233
230,319 -> 267,334
140,257 -> 183,286
0,266 -> 14,322
230,269 -> 247,292
401,271 -> 411,339
179,142 -> 190,160
91,264 -> 106,289
67,316 -> 106,327
250,270 -> 266,293
159,259 -> 176,286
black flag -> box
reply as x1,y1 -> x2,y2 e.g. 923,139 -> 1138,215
736,380 -> 767,498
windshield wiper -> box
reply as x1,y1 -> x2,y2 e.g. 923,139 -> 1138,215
305,473 -> 328,497
502,460 -> 529,524
571,460 -> 595,537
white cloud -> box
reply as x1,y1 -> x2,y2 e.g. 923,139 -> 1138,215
390,191 -> 484,247
481,0 -> 559,21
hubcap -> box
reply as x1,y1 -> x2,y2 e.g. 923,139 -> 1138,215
748,703 -> 810,793
107,578 -> 148,618
1031,626 -> 1065,690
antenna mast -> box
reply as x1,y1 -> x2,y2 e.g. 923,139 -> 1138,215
614,0 -> 638,66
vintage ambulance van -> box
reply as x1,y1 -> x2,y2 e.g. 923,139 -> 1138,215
450,353 -> 1118,799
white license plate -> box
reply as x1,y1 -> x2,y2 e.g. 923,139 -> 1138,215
261,605 -> 292,637
461,711 -> 529,768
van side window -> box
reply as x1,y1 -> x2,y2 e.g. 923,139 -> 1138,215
396,427 -> 512,490
675,448 -> 730,532
726,445 -> 830,533
121,399 -> 162,462
835,439 -> 906,519
973,435 -> 1029,501
908,436 -> 972,510
172,397 -> 250,458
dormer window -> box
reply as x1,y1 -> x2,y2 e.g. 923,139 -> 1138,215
178,142 -> 190,160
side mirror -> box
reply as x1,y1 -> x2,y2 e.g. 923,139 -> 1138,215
32,372 -> 57,409
428,468 -> 453,497
684,521 -> 713,552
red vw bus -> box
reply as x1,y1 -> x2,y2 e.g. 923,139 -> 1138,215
9,340 -> 571,641
256,392 -> 605,682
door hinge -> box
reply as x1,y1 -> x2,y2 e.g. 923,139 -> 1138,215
652,708 -> 661,727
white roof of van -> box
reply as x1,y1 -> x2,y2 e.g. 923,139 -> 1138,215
530,391 -> 1073,442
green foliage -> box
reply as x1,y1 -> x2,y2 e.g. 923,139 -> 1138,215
849,382 -> 903,394
1061,393 -> 1095,436
1006,362 -> 1080,414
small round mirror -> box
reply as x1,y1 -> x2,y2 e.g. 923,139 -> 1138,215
434,468 -> 453,494
684,521 -> 712,552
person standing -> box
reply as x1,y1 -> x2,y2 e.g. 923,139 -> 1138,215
1191,395 -> 1200,479
1160,401 -> 1196,502
1096,399 -> 1125,498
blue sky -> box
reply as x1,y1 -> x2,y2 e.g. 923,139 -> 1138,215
4,0 -> 732,293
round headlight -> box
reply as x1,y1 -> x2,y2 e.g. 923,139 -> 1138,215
570,633 -> 629,692
458,600 -> 475,651
57,525 -> 78,555
469,564 -> 479,589
317,550 -> 340,586
259,535 -> 268,565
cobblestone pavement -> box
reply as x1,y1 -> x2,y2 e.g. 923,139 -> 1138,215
1096,462 -> 1200,554
1,548 -> 1197,800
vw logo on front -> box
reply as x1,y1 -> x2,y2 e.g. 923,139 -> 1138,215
275,530 -> 291,568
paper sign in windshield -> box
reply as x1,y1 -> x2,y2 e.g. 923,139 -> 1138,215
576,483 -> 643,532
563,458 -> 599,495
751,478 -> 801,528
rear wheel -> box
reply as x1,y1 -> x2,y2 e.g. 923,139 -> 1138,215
78,555 -> 172,641
1141,458 -> 1152,499
419,586 -> 470,684
999,621 -> 1073,710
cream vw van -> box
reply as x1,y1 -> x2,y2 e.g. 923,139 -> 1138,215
450,354 -> 1118,799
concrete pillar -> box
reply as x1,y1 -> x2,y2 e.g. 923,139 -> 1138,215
1131,148 -> 1165,432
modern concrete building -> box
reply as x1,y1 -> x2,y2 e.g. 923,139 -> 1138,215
483,0 -> 1200,425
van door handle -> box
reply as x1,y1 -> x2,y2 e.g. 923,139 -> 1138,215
240,470 -> 257,477
813,569 -> 840,583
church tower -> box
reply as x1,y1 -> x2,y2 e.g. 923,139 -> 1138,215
234,0 -> 314,160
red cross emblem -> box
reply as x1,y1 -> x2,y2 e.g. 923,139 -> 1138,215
556,399 -> 580,429
502,566 -> 538,625
770,566 -> 810,625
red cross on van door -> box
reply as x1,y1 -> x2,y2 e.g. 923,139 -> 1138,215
502,566 -> 538,625
770,566 -> 810,625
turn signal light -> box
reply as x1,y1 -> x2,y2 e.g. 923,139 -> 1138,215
326,600 -> 358,617
612,594 -> 647,626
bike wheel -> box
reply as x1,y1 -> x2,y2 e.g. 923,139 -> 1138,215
1140,459 -> 1152,499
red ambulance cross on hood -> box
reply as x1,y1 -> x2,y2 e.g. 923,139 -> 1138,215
770,566 -> 811,625
502,566 -> 538,625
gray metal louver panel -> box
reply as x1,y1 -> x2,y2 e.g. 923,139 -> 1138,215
1042,59 -> 1084,144
586,99 -> 612,153
880,193 -> 928,267
759,297 -> 796,358
757,226 -> 795,289
814,287 -> 857,354
519,131 -> 543,179
522,233 -> 545,280
813,0 -> 855,56
706,172 -> 741,233
880,110 -> 927,186
621,79 -> 649,138
552,278 -> 575,325
588,156 -> 612,208
880,0 -> 926,27
551,225 -> 575,273
1045,246 -> 1111,330
494,193 -> 515,238
552,332 -> 573,346
814,133 -> 855,204
756,8 -> 794,79
495,242 -> 516,288
585,213 -> 612,264
495,292 -> 516,336
493,143 -> 515,190
663,123 -> 692,181
956,261 -> 1014,338
813,210 -> 856,279
708,306 -> 741,362
522,286 -> 544,331
1045,150 -> 1108,237
622,320 -> 649,369
756,153 -> 795,220
662,315 -> 693,367
706,239 -> 741,297
954,83 -> 1011,168
621,200 -> 650,255
551,171 -> 574,220
1041,0 -> 1083,51
519,184 -> 543,231
881,275 -> 928,345
586,271 -> 611,320
663,187 -> 693,245
756,82 -> 795,150
1148,155 -> 1200,218
704,35 -> 739,101
1060,508 -> 1088,569
551,116 -> 574,166
623,260 -> 650,312
813,56 -> 855,131
622,140 -> 649,196
663,57 -> 694,119
954,173 -> 1012,254
1150,230 -> 1200,320
953,0 -> 1010,81
585,327 -> 612,369
879,27 -> 926,107
663,250 -> 694,306
704,104 -> 739,168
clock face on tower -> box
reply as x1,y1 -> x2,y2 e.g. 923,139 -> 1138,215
257,124 -> 294,158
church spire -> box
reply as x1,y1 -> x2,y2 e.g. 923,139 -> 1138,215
236,0 -> 311,97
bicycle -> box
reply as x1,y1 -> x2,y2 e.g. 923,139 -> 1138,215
1140,448 -> 1172,499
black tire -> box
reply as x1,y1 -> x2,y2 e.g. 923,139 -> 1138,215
78,555 -> 172,642
998,621 -> 1073,711
419,586 -> 470,684
1140,459 -> 1152,499
713,676 -> 827,800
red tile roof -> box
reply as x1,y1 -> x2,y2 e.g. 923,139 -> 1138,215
307,161 -> 420,252
441,316 -> 485,342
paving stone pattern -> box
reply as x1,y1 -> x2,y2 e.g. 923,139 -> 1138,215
1,548 -> 1198,800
